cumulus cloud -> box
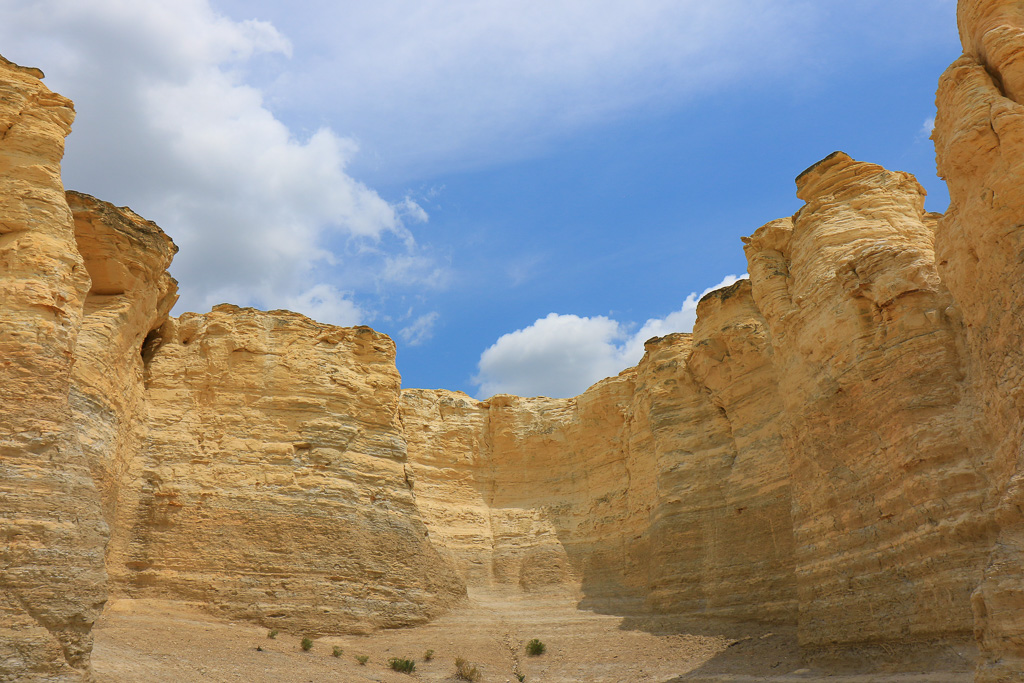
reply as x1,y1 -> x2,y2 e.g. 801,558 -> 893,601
0,0 -> 439,322
472,274 -> 747,399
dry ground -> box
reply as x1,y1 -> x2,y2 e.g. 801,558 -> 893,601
91,591 -> 974,683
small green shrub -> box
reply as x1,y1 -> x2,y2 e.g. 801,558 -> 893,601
388,657 -> 416,673
356,654 -> 369,665
516,675 -> 526,682
423,648 -> 435,661
300,637 -> 313,652
332,646 -> 343,658
454,656 -> 481,681
526,639 -> 545,656
267,629 -> 278,639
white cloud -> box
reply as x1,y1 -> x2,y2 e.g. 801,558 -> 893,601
245,0 -> 818,180
400,312 -> 440,347
0,0 -> 441,323
201,0 -> 957,182
921,116 -> 936,139
472,274 -> 746,399
281,284 -> 362,327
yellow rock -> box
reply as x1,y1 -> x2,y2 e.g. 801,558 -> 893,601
936,1 -> 1024,678
11,2 -> 1024,677
0,57 -> 107,681
111,306 -> 466,634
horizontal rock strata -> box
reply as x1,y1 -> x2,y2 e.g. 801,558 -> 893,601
7,2 -> 1024,680
111,306 -> 466,634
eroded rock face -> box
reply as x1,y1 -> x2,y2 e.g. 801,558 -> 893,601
935,1 -> 1024,678
12,1 -> 1024,676
402,375 -> 650,604
109,306 -> 466,634
68,191 -> 179,529
0,58 -> 107,681
746,153 -> 993,650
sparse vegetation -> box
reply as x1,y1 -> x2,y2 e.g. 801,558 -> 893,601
516,675 -> 526,682
388,657 -> 416,673
332,646 -> 343,658
526,639 -> 545,656
301,637 -> 313,652
423,648 -> 434,661
454,656 -> 481,681
356,654 -> 369,665
267,629 -> 278,639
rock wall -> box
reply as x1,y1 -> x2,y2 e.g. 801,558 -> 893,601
405,290 -> 799,628
9,0 -> 1024,678
934,1 -> 1024,678
745,154 -> 995,650
0,57 -> 108,681
109,306 -> 465,634
402,375 -> 651,604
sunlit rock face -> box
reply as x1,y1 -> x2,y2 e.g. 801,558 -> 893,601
0,57 -> 107,681
402,375 -> 651,604
746,153 -> 994,651
934,1 -> 1024,679
111,306 -> 466,634
12,0 -> 1024,677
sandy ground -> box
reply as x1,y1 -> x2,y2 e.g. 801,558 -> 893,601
91,591 -> 974,683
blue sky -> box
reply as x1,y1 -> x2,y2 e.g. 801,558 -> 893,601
1,0 -> 960,397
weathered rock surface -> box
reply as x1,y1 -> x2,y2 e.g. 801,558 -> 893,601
9,1 -> 1024,678
746,153 -> 994,651
934,1 -> 1024,678
0,57 -> 108,681
68,191 -> 179,531
110,306 -> 466,634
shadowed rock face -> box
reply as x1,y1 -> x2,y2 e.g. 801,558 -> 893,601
10,1 -> 1024,679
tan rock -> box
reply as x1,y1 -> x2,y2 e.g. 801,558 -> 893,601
935,1 -> 1024,678
109,306 -> 465,634
747,152 -> 992,651
16,2 -> 1024,678
67,191 -> 179,528
403,375 -> 650,603
0,57 -> 107,681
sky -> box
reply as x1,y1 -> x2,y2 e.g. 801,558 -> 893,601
1,0 -> 961,398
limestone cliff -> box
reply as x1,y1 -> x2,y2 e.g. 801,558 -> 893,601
110,306 -> 465,634
9,1 -> 1024,679
746,153 -> 993,650
0,58 -> 107,681
935,1 -> 1024,678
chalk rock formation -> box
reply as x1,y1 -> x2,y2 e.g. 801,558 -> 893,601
67,191 -> 179,529
12,0 -> 1024,678
935,1 -> 1024,678
0,57 -> 108,681
746,153 -> 994,650
402,375 -> 650,601
404,289 -> 799,627
111,306 -> 465,634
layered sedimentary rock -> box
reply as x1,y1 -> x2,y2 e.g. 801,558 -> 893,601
405,294 -> 798,627
12,0 -> 1024,678
67,191 -> 179,528
402,375 -> 652,603
674,281 -> 795,625
934,1 -> 1024,678
0,58 -> 108,681
108,306 -> 465,634
745,154 -> 994,650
